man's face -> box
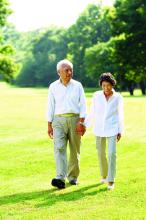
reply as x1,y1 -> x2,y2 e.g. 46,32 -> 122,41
58,64 -> 73,84
101,81 -> 113,95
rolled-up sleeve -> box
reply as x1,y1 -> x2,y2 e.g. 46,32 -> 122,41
79,83 -> 86,118
47,85 -> 55,122
118,95 -> 124,133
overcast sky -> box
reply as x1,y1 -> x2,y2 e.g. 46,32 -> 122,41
8,0 -> 114,32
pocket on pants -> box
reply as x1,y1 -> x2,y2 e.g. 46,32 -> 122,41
53,129 -> 66,152
54,139 -> 66,151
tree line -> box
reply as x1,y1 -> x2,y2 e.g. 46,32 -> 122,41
1,0 -> 146,95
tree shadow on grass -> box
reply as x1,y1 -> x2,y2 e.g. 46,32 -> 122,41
0,183 -> 107,208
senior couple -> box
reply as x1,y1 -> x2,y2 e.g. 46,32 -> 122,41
47,59 -> 124,190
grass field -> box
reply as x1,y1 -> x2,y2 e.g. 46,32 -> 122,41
0,82 -> 145,220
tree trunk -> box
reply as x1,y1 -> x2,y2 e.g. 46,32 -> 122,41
129,87 -> 134,95
128,82 -> 134,95
139,82 -> 146,95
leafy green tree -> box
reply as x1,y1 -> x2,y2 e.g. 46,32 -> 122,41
66,4 -> 112,86
84,37 -> 116,87
0,0 -> 18,81
110,0 -> 146,94
5,4 -> 112,87
16,27 -> 68,86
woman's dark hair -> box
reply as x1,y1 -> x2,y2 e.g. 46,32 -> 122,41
99,72 -> 116,87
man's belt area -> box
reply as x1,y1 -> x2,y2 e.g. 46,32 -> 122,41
55,113 -> 79,117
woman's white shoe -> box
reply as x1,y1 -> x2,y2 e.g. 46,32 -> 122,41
100,178 -> 107,184
107,184 -> 114,190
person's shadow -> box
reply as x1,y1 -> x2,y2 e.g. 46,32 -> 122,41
0,183 -> 107,208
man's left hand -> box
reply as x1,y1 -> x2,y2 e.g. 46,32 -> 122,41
76,122 -> 86,136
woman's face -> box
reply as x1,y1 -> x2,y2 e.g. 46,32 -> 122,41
101,81 -> 113,95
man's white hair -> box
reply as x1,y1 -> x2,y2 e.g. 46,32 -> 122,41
57,59 -> 73,72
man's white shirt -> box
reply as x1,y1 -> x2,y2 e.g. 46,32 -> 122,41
85,90 -> 124,137
47,79 -> 86,122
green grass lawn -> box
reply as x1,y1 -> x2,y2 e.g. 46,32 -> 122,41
0,82 -> 145,220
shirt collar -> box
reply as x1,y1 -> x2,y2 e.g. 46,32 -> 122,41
102,88 -> 116,98
58,78 -> 73,86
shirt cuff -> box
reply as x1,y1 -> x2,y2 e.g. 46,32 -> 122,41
47,116 -> 53,122
79,113 -> 86,118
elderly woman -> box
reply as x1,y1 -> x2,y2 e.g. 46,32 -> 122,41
86,73 -> 124,190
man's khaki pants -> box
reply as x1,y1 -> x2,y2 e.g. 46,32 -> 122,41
52,116 -> 81,181
96,136 -> 117,182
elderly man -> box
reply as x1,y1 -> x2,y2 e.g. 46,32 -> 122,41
47,59 -> 86,189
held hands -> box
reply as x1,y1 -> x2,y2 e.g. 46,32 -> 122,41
117,133 -> 121,142
76,121 -> 86,136
48,123 -> 53,139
